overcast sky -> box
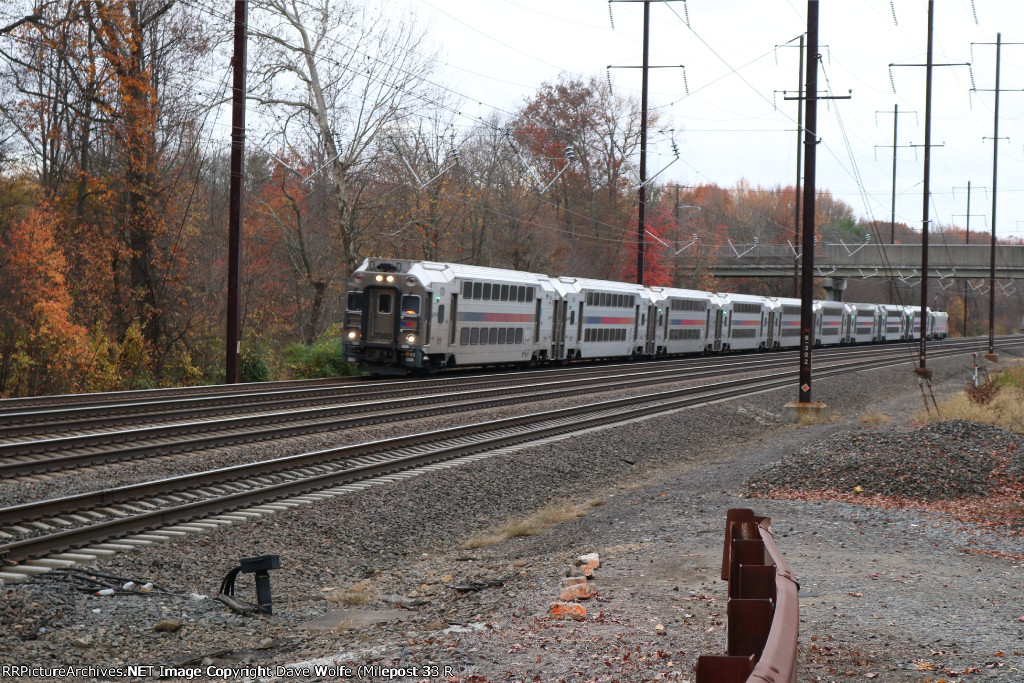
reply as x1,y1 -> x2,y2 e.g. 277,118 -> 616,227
414,0 -> 1024,243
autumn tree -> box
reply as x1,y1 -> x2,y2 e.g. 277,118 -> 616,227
1,1 -> 224,385
0,200 -> 92,396
618,196 -> 674,287
510,74 -> 648,278
249,0 -> 440,277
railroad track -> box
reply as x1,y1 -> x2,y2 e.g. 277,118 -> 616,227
0,347 -> 896,478
0,337 -> 1006,569
0,354 -> 789,438
6,335 -> 1013,437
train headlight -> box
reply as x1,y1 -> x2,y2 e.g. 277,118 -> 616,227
346,329 -> 359,340
375,274 -> 383,282
386,275 -> 395,283
405,334 -> 417,344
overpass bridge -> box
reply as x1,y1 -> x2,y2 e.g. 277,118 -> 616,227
704,243 -> 1024,281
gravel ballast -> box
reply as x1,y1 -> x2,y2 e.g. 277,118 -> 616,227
1,349 -> 1022,682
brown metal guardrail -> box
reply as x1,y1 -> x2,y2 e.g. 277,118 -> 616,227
696,508 -> 799,683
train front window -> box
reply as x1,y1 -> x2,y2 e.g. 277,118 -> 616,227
377,293 -> 393,314
347,292 -> 363,312
401,295 -> 420,316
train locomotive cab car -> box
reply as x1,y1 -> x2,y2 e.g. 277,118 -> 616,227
926,309 -> 949,340
343,259 -> 554,374
903,305 -> 923,341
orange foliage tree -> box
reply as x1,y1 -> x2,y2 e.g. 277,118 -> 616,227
0,202 -> 91,396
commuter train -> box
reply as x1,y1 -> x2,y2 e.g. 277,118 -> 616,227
341,258 -> 949,375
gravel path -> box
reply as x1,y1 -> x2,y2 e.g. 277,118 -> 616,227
1,347 -> 1023,682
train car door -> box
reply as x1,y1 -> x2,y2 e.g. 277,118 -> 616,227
713,309 -> 723,352
448,294 -> 459,345
551,299 -> 566,360
766,310 -> 776,348
577,300 -> 584,344
645,305 -> 657,356
364,287 -> 398,344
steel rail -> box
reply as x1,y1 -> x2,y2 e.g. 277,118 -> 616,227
4,334 -> 1011,425
0,340 -> 992,561
0,352 -> 852,476
0,337 -> 986,449
0,370 -> 805,528
0,339 -> 1006,481
0,354 -> 794,436
0,375 -> 359,412
1,371 -> 799,561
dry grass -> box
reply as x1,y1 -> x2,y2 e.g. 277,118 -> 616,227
859,412 -> 893,426
460,499 -> 603,549
920,361 -> 1024,432
796,410 -> 839,427
323,580 -> 375,605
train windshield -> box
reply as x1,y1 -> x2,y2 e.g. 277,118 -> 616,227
346,292 -> 363,311
402,295 -> 420,316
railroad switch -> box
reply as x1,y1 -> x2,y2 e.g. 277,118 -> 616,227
219,554 -> 281,615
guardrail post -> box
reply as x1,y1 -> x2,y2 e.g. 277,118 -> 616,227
727,598 -> 773,657
695,654 -> 755,683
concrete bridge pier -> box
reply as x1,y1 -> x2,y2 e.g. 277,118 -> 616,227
822,277 -> 846,302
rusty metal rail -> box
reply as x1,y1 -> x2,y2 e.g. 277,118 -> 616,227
696,508 -> 799,683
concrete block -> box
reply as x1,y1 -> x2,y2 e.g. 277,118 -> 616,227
574,553 -> 601,577
51,553 -> 98,564
26,558 -> 78,569
90,543 -> 136,552
5,564 -> 53,576
160,525 -> 207,534
782,401 -> 828,423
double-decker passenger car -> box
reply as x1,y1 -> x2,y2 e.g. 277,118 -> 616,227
654,287 -> 721,355
342,258 -> 948,374
718,293 -> 770,351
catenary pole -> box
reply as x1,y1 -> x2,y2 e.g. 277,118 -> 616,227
798,0 -> 818,404
988,34 -> 1001,357
793,34 -> 804,299
917,0 -> 934,376
636,0 -> 650,285
226,0 -> 247,384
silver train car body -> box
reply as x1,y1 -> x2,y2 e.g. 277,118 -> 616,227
342,258 -> 948,374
